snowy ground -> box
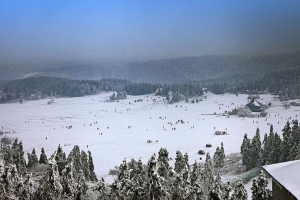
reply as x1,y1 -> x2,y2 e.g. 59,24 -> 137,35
0,92 -> 299,184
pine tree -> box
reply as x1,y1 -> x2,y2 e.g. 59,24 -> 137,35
87,150 -> 97,181
209,171 -> 223,200
248,128 -> 262,169
147,153 -> 167,199
261,133 -> 269,165
56,144 -> 67,175
39,147 -> 48,164
281,121 -> 292,162
241,133 -> 251,167
174,150 -> 185,173
223,182 -> 232,200
60,162 -> 76,198
204,153 -> 214,197
251,170 -> 272,200
231,181 -> 248,200
126,158 -> 146,199
220,142 -> 225,167
190,160 -> 202,185
80,150 -> 90,180
184,152 -> 190,170
213,143 -> 225,169
270,133 -> 282,163
157,148 -> 171,178
266,125 -> 275,164
34,152 -> 63,199
94,178 -> 108,199
289,120 -> 300,160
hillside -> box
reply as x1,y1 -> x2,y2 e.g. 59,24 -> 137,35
1,51 -> 300,84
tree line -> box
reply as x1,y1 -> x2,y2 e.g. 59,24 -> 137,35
1,137 -> 274,200
0,76 -> 204,103
205,68 -> 300,100
241,120 -> 300,171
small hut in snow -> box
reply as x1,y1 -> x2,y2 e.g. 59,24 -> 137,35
246,98 -> 264,112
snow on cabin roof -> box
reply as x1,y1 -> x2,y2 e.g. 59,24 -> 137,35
252,100 -> 261,107
262,160 -> 300,199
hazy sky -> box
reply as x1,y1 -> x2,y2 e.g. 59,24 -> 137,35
1,0 -> 300,64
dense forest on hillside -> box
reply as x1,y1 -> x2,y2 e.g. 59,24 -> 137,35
1,67 -> 300,103
206,68 -> 300,100
2,51 -> 300,83
0,77 -> 129,103
0,77 -> 204,103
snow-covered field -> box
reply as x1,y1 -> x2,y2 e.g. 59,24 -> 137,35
0,92 -> 299,182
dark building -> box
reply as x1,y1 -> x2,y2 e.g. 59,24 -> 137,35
262,160 -> 300,200
246,98 -> 263,112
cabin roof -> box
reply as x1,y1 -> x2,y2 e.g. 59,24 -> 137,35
262,160 -> 300,199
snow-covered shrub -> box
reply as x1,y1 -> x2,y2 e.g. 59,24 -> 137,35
206,144 -> 212,148
0,137 -> 13,145
27,163 -> 48,173
237,106 -> 252,117
247,95 -> 260,100
259,111 -> 268,117
198,150 -> 206,155
215,130 -> 222,135
47,98 -> 55,105
283,101 -> 290,109
108,166 -> 119,175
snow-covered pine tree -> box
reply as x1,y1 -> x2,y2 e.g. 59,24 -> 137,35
251,170 -> 272,200
171,165 -> 191,200
213,146 -> 222,168
157,148 -> 171,178
6,139 -> 27,175
266,125 -> 275,164
241,133 -> 251,168
94,177 -> 108,199
39,147 -> 48,164
209,171 -> 223,200
281,121 -> 292,162
109,180 -> 121,199
127,158 -> 147,199
0,165 -> 13,199
87,150 -> 98,181
117,158 -> 134,198
248,128 -> 262,169
60,162 -> 76,198
190,160 -> 201,185
189,160 -> 204,199
188,179 -> 204,200
184,152 -> 190,170
270,132 -> 282,163
220,142 -> 225,167
27,148 -> 38,168
147,153 -> 167,199
174,150 -> 185,173
209,182 -> 222,200
231,181 -> 248,200
74,169 -> 88,199
294,143 -> 300,160
223,182 -> 232,200
203,153 -> 214,198
34,152 -> 63,199
80,150 -> 90,180
55,144 -> 67,175
288,120 -> 300,160
261,133 -> 269,165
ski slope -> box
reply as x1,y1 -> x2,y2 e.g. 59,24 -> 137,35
0,92 -> 298,181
